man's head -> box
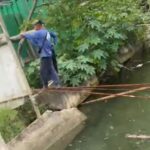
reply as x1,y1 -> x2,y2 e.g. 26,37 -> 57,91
33,20 -> 44,30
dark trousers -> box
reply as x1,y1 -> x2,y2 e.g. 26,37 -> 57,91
40,57 -> 59,88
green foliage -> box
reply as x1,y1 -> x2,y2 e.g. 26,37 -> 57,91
31,0 -> 147,86
25,59 -> 41,88
17,101 -> 36,126
58,55 -> 95,86
20,19 -> 33,31
0,109 -> 25,142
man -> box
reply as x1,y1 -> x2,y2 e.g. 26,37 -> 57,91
21,20 -> 60,88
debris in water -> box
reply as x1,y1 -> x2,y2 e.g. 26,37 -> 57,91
126,134 -> 150,140
78,140 -> 82,143
68,144 -> 73,147
104,137 -> 109,140
110,126 -> 114,130
136,64 -> 143,68
141,109 -> 145,113
108,113 -> 112,117
129,119 -> 135,122
136,141 -> 141,145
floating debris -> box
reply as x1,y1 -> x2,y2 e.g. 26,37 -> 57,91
126,134 -> 150,140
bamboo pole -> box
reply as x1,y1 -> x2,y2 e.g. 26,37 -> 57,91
34,88 -> 134,97
29,95 -> 41,119
33,83 -> 150,91
82,86 -> 150,105
29,88 -> 45,119
43,84 -> 150,91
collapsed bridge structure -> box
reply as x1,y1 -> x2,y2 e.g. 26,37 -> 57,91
0,14 -> 87,150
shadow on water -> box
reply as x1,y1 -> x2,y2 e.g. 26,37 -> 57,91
66,54 -> 150,150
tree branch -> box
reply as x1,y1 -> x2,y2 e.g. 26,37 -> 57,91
27,0 -> 38,22
18,0 -> 38,65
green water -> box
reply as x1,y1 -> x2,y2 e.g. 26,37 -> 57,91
67,55 -> 150,150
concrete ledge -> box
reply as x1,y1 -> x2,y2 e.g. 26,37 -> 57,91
117,43 -> 143,63
0,98 -> 26,109
8,108 -> 87,150
0,134 -> 9,150
36,77 -> 98,110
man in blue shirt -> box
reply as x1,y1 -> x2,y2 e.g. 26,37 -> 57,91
21,20 -> 59,88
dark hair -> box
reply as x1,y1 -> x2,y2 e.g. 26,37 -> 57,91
33,20 -> 44,25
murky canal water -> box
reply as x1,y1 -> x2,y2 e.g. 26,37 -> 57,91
67,54 -> 150,150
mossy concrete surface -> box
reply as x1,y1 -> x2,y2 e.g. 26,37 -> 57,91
8,108 -> 87,150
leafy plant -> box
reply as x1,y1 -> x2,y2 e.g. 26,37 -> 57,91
17,101 -> 37,126
58,55 -> 96,86
26,0 -> 148,86
0,109 -> 25,142
24,59 -> 41,88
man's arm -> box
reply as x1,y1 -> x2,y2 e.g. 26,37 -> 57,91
21,32 -> 40,47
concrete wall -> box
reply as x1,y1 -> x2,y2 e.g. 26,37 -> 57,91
8,108 -> 87,150
0,15 -> 31,107
36,77 -> 98,110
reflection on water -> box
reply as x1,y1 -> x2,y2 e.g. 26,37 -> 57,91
66,55 -> 150,150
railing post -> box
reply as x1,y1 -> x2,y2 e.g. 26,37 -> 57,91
29,95 -> 41,119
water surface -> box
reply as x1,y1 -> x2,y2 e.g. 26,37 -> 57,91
67,54 -> 150,150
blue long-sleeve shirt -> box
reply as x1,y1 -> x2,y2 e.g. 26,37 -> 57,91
23,29 -> 57,58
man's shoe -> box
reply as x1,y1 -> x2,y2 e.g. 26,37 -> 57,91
48,80 -> 54,87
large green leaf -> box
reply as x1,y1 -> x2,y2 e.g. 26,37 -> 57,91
92,49 -> 108,60
77,43 -> 89,53
88,20 -> 102,31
